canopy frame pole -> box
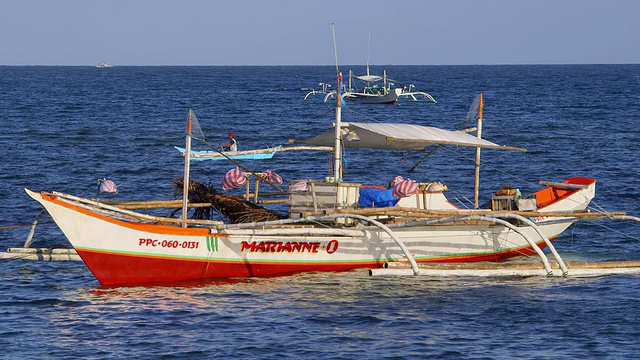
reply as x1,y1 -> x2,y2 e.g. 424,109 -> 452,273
474,94 -> 484,209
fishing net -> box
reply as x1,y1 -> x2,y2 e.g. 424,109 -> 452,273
464,94 -> 482,125
189,110 -> 206,141
173,178 -> 284,224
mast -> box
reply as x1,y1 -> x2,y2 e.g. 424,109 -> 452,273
474,93 -> 484,208
181,109 -> 193,226
332,23 -> 342,181
366,32 -> 371,79
334,84 -> 342,181
383,70 -> 387,95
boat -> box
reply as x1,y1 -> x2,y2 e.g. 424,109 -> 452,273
25,84 -> 640,286
341,67 -> 400,104
174,146 -> 278,161
174,145 -> 333,161
303,83 -> 333,101
305,69 -> 437,105
396,84 -> 438,104
95,62 -> 113,68
307,32 -> 436,105
24,24 -> 640,285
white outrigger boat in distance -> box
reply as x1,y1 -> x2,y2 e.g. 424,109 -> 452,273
26,85 -> 640,285
305,66 -> 437,105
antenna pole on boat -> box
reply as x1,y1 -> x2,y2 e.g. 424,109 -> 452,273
181,109 -> 193,226
332,23 -> 343,181
473,93 -> 484,208
383,70 -> 387,95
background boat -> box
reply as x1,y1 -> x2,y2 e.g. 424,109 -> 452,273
95,62 -> 113,68
174,146 -> 278,161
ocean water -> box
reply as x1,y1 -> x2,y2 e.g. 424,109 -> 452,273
1,64 -> 640,359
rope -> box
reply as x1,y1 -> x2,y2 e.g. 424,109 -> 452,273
0,220 -> 54,230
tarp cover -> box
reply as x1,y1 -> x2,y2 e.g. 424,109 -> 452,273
296,122 -> 524,151
358,187 -> 399,208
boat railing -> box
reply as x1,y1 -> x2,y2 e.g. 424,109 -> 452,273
48,191 -> 224,226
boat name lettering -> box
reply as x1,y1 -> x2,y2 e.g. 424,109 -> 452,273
326,239 -> 339,254
138,238 -> 199,249
240,241 -> 322,254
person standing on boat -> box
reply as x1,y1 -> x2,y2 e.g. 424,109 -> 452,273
220,132 -> 238,152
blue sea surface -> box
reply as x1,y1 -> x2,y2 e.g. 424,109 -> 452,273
1,65 -> 640,359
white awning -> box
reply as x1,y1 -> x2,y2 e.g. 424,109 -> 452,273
295,122 -> 526,152
355,75 -> 383,82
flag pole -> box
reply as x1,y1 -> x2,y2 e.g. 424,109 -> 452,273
181,109 -> 193,226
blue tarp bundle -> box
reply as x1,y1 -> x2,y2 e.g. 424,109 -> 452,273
358,187 -> 399,208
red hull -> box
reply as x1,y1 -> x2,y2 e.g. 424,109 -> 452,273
77,239 -> 551,285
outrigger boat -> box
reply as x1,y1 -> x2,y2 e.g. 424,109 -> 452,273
174,146 -> 333,161
396,84 -> 438,104
174,146 -> 278,161
303,83 -> 333,101
25,85 -> 640,285
305,68 -> 436,105
341,67 -> 400,104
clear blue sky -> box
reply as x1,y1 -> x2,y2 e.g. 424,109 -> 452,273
1,0 -> 639,66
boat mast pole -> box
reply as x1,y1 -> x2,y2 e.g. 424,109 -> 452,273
383,70 -> 387,95
332,23 -> 342,181
181,109 -> 193,226
474,93 -> 483,208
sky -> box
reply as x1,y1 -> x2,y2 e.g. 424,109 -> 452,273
1,0 -> 639,66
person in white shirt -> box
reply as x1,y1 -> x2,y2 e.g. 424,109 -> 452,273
220,132 -> 238,152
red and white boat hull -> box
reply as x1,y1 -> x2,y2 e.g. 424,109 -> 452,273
26,179 -> 595,285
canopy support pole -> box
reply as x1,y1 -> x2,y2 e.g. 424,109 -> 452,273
474,93 -> 484,209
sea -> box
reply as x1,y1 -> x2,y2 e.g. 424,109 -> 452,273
1,64 -> 639,359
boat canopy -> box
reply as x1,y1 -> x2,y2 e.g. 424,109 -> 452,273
295,122 -> 526,152
356,75 -> 383,82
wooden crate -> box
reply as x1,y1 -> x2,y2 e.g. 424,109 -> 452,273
288,180 -> 360,221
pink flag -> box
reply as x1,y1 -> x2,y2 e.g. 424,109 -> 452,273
222,168 -> 247,190
389,176 -> 404,188
262,170 -> 283,184
392,178 -> 418,198
289,181 -> 310,192
98,178 -> 118,194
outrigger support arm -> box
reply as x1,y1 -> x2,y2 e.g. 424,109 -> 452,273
485,213 -> 568,275
23,209 -> 47,248
373,214 -> 557,276
222,213 -> 421,275
221,212 -> 560,276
